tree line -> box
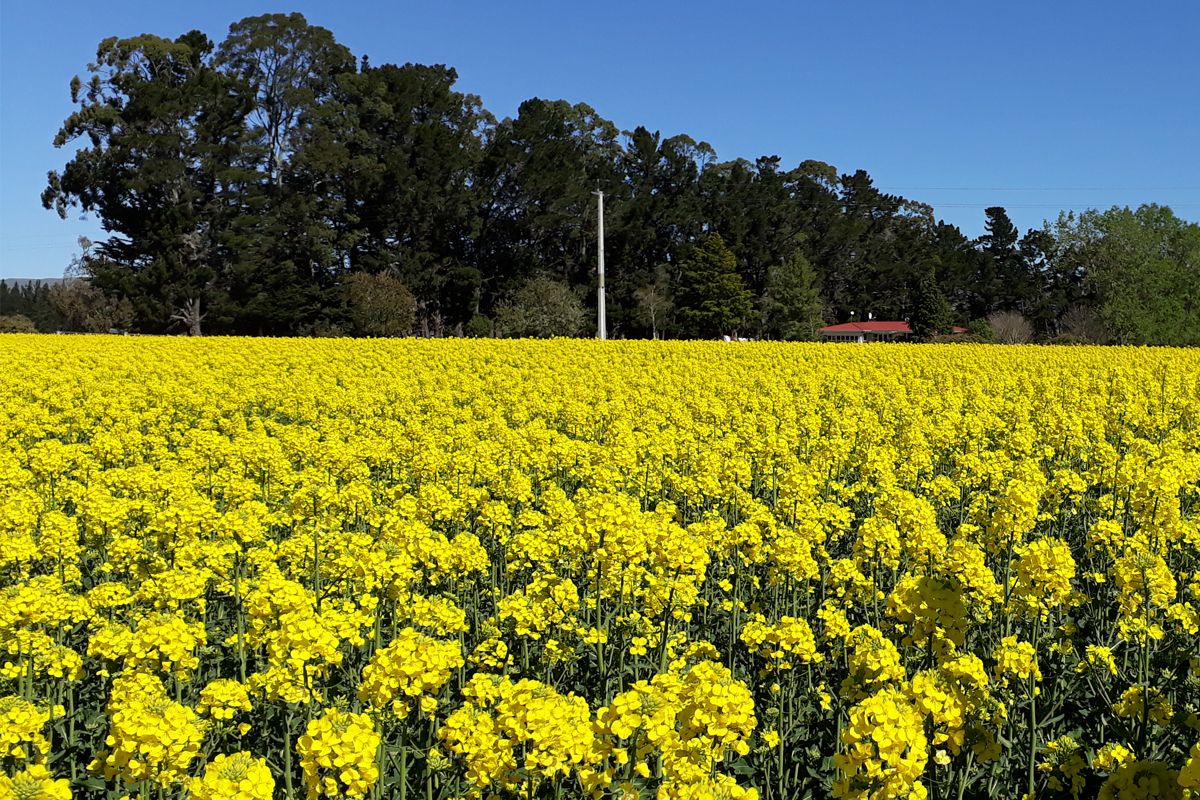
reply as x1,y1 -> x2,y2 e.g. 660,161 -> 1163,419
16,13 -> 1198,344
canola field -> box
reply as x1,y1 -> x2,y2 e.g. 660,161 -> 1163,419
2,335 -> 1200,800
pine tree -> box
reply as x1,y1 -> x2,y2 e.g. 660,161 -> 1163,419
910,278 -> 954,340
762,245 -> 824,340
675,233 -> 754,338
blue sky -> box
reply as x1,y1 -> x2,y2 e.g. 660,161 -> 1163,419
2,0 -> 1198,279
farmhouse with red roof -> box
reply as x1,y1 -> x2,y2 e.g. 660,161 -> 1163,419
819,321 -> 967,343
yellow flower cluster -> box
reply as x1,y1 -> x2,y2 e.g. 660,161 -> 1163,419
0,764 -> 71,800
0,697 -> 52,763
189,752 -> 274,800
1009,538 -> 1077,620
87,612 -> 205,679
1180,743 -> 1200,788
296,709 -> 380,800
1114,686 -> 1174,727
88,672 -> 204,786
840,625 -> 905,701
908,654 -> 1002,760
440,675 -> 598,793
358,628 -> 463,717
992,636 -> 1041,688
1097,760 -> 1186,800
832,686 -> 928,800
1038,736 -> 1088,798
739,613 -> 822,669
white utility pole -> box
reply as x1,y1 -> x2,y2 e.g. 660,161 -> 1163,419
594,190 -> 607,340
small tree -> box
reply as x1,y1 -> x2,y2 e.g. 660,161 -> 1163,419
987,310 -> 1033,344
762,247 -> 824,341
909,279 -> 954,341
344,273 -> 417,337
1060,306 -> 1108,345
633,267 -> 673,340
675,233 -> 754,339
494,276 -> 586,338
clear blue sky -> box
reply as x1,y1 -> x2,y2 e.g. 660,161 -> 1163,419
2,0 -> 1198,279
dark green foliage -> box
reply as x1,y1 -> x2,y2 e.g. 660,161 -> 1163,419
675,233 -> 755,338
343,273 -> 417,337
493,276 -> 587,338
0,281 -> 67,332
40,17 -> 1192,341
1047,333 -> 1089,346
463,314 -> 493,338
910,278 -> 955,340
49,281 -> 135,333
967,318 -> 996,342
473,98 -> 622,326
43,31 -> 257,334
761,245 -> 824,340
215,13 -> 353,188
1049,204 -> 1200,346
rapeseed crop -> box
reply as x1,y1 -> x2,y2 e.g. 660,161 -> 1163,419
1,335 -> 1198,800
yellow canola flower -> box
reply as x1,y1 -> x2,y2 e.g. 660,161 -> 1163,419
1097,760 -> 1185,800
1180,743 -> 1200,788
840,625 -> 905,701
296,709 -> 379,800
196,679 -> 252,721
993,636 -> 1041,688
440,674 -> 599,789
88,672 -> 205,787
0,696 -> 55,763
1113,686 -> 1173,727
1009,538 -> 1076,620
2,336 -> 1200,800
0,764 -> 71,800
1038,736 -> 1087,799
832,686 -> 928,800
358,627 -> 463,717
739,613 -> 822,668
189,752 -> 274,800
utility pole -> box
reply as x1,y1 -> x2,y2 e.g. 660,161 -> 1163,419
594,189 -> 607,340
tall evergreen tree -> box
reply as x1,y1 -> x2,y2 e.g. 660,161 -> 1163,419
609,127 -> 711,336
675,233 -> 754,338
761,243 -> 824,340
473,99 -> 623,317
43,31 -> 256,334
303,61 -> 492,334
909,275 -> 955,340
215,13 -> 352,188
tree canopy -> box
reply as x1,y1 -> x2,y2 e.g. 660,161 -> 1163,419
35,15 -> 1199,344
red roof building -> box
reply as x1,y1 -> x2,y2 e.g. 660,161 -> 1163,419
819,321 -> 967,342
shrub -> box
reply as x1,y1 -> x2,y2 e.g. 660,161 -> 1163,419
49,281 -> 134,333
0,314 -> 37,333
463,315 -> 493,338
344,273 -> 416,338
987,311 -> 1033,344
967,318 -> 995,342
1060,306 -> 1109,345
494,277 -> 587,338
